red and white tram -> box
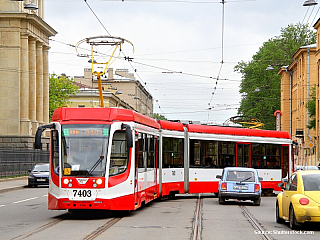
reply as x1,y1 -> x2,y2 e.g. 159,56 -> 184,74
35,107 -> 292,211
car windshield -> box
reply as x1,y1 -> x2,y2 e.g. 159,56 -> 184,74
33,165 -> 49,172
226,170 -> 255,182
61,124 -> 110,177
302,174 -> 320,191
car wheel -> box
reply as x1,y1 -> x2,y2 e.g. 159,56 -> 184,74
289,205 -> 299,230
219,197 -> 225,205
253,197 -> 261,206
276,202 -> 284,224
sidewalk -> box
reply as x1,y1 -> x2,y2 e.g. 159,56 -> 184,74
0,176 -> 28,193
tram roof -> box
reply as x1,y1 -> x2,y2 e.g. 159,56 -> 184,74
158,120 -> 185,131
52,108 -> 159,128
186,124 -> 291,139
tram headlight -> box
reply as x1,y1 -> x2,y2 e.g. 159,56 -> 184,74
96,178 -> 103,185
63,179 -> 69,184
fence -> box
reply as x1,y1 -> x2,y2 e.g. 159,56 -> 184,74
0,148 -> 49,178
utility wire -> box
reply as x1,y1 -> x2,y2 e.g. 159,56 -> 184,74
207,0 -> 225,122
83,0 -> 167,117
84,0 -> 112,36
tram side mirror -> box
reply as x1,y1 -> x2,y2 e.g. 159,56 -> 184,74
122,124 -> 133,148
35,124 -> 55,149
216,175 -> 221,179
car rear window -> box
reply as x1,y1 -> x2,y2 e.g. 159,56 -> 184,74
302,174 -> 320,191
226,170 -> 255,182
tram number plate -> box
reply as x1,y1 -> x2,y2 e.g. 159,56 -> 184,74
73,190 -> 92,198
233,185 -> 248,190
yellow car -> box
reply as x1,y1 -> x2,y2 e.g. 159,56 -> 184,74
276,170 -> 320,229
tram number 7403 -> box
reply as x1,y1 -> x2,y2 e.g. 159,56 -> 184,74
73,190 -> 92,198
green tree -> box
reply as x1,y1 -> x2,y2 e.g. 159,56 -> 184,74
234,22 -> 316,130
49,73 -> 79,119
153,113 -> 167,120
306,84 -> 316,130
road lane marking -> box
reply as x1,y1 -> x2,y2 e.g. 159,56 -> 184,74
0,205 -> 6,208
13,197 -> 38,204
42,194 -> 48,197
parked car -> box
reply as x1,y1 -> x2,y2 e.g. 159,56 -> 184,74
28,163 -> 49,187
216,167 -> 262,206
276,170 -> 320,229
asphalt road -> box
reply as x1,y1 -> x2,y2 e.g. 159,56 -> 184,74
0,187 -> 319,240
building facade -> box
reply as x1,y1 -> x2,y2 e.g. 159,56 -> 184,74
279,44 -> 317,166
68,82 -> 134,110
74,68 -> 154,117
0,0 -> 56,148
314,19 -> 320,167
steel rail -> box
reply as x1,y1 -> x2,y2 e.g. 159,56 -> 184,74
83,217 -> 122,240
12,216 -> 68,240
192,194 -> 202,240
240,205 -> 274,240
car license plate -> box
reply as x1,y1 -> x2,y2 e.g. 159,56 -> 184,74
37,179 -> 46,182
233,185 -> 248,190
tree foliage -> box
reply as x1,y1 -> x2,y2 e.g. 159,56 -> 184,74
234,22 -> 316,130
49,74 -> 79,119
306,84 -> 316,130
153,113 -> 167,120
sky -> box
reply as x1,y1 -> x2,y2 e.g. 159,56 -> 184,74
43,0 -> 320,124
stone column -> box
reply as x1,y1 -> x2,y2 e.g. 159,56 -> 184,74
29,37 -> 37,134
36,41 -> 44,126
43,45 -> 49,125
20,33 -> 31,135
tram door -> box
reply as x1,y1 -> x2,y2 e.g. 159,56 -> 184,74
237,143 -> 250,167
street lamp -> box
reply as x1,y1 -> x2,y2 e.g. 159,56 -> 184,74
303,0 -> 318,6
24,1 -> 38,10
265,65 -> 274,71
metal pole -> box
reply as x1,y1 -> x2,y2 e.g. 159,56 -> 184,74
97,74 -> 104,107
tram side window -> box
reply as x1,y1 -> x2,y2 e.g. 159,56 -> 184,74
251,143 -> 281,169
147,135 -> 156,169
138,133 -> 146,172
163,137 -> 184,168
190,140 -> 201,167
282,146 -> 289,178
266,144 -> 281,169
109,130 -> 129,176
52,130 -> 59,175
218,142 -> 235,168
202,141 -> 218,168
251,143 -> 265,169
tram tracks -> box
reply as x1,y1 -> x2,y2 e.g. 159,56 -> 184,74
239,204 -> 274,240
11,216 -> 68,240
192,194 -> 203,240
83,217 -> 122,240
11,213 -> 123,240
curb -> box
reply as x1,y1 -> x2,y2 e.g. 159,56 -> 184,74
0,185 -> 28,194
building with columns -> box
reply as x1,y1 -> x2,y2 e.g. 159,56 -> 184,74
0,0 -> 56,148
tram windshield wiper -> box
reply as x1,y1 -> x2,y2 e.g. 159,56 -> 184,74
86,156 -> 104,177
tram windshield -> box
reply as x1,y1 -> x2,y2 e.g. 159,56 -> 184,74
61,124 -> 110,177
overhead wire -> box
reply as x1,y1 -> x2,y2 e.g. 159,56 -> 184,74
207,0 -> 225,122
82,0 -> 167,117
